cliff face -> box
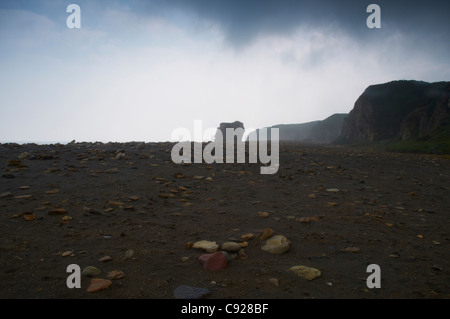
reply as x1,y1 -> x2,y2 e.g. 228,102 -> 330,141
308,113 -> 348,144
400,84 -> 450,140
340,80 -> 450,144
247,113 -> 347,144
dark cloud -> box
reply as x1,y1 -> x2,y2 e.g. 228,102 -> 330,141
148,0 -> 449,53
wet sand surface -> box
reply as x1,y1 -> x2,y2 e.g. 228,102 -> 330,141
0,142 -> 449,299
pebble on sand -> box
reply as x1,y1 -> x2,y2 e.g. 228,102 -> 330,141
259,228 -> 274,240
288,265 -> 321,280
269,278 -> 279,287
48,208 -> 68,215
82,266 -> 102,277
23,213 -> 36,221
0,192 -> 14,199
107,270 -> 125,280
258,211 -> 270,218
343,247 -> 360,253
86,278 -> 112,293
123,249 -> 134,261
192,240 -> 219,253
221,242 -> 242,252
261,235 -> 290,254
241,233 -> 254,241
198,251 -> 227,271
99,256 -> 113,262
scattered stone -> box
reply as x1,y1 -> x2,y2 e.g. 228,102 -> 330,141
258,211 -> 269,218
221,242 -> 242,252
328,202 -> 339,206
18,152 -> 29,159
241,233 -> 254,241
288,265 -> 321,280
296,216 -> 319,223
269,278 -> 279,287
14,195 -> 32,199
326,188 -> 340,192
261,235 -> 289,254
19,186 -> 30,190
107,270 -> 125,280
86,278 -> 112,293
108,201 -> 124,206
192,240 -> 219,253
48,208 -> 68,215
193,176 -> 204,180
99,256 -> 113,262
61,216 -> 72,222
308,193 -> 316,198
84,207 -> 107,215
198,251 -> 227,271
259,228 -> 274,240
343,247 -> 360,253
8,160 -> 22,166
2,174 -> 15,179
23,213 -> 36,221
181,256 -> 190,262
238,249 -> 248,260
61,251 -> 73,257
173,285 -> 211,299
45,189 -> 60,194
82,266 -> 102,277
123,249 -> 134,261
115,152 -> 126,160
0,192 -> 14,199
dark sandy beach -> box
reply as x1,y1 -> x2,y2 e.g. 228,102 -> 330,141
0,141 -> 449,299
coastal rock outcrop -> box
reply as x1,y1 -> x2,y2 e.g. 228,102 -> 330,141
339,80 -> 449,143
214,121 -> 245,143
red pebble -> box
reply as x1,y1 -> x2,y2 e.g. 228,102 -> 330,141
198,252 -> 227,271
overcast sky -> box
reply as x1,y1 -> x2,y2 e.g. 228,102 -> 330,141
1,0 -> 449,143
